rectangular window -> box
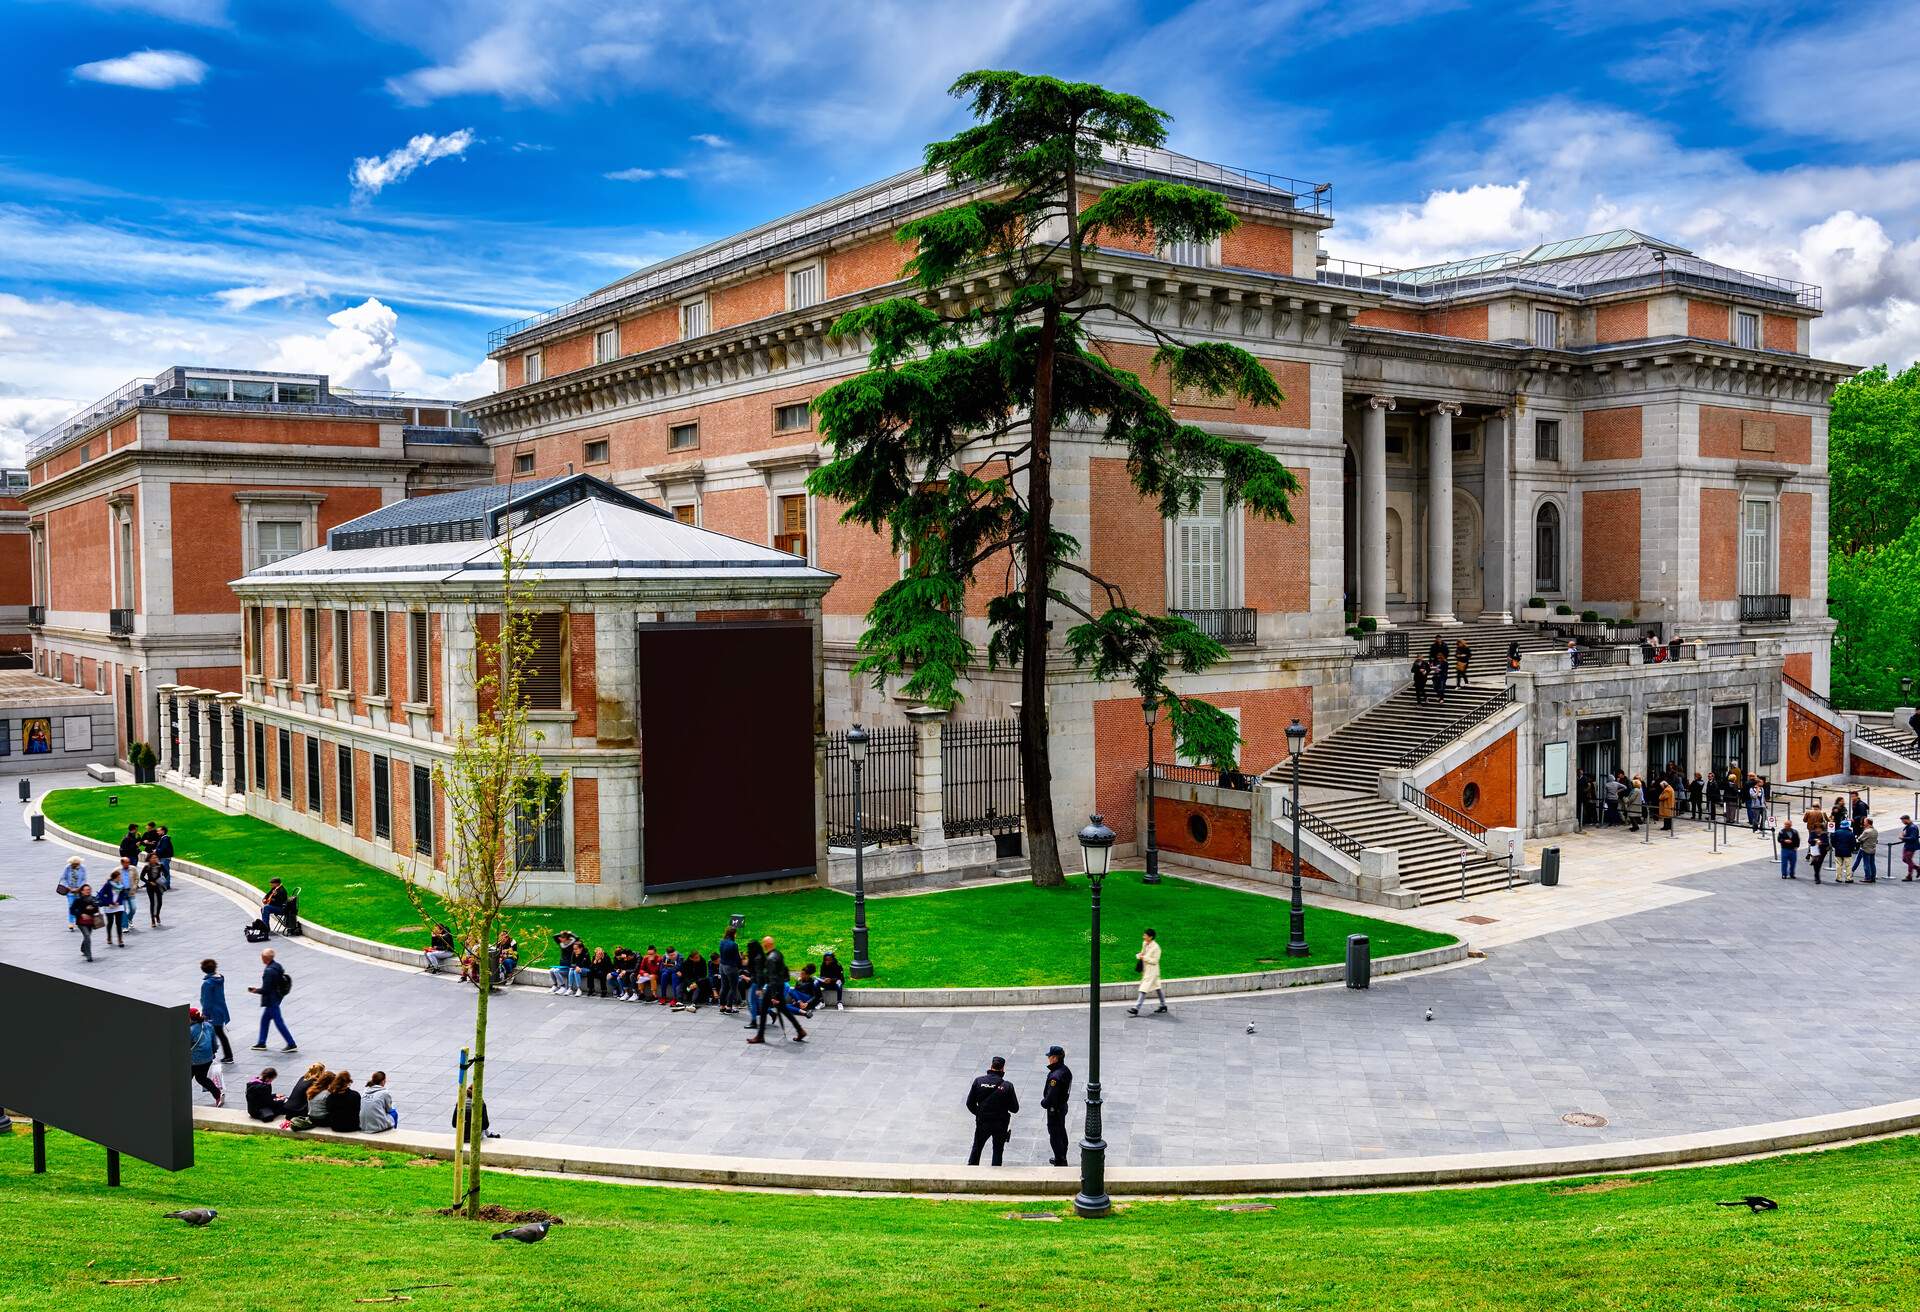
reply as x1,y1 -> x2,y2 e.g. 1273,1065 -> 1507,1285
256,520 -> 302,568
253,723 -> 266,788
773,401 -> 811,433
302,607 -> 318,684
583,438 -> 609,464
333,609 -> 350,688
679,297 -> 708,340
247,607 -> 264,676
1736,311 -> 1760,350
668,421 -> 699,451
1533,308 -> 1561,349
185,377 -> 228,400
276,382 -> 318,403
337,745 -> 354,827
274,607 -> 290,680
516,777 -> 567,870
78,442 -> 90,463
413,764 -> 433,856
786,263 -> 822,310
523,612 -> 566,710
513,452 -> 535,475
373,755 -> 391,840
1534,419 -> 1561,462
672,503 -> 697,526
118,519 -> 134,608
775,494 -> 808,558
523,351 -> 543,384
277,728 -> 292,802
409,610 -> 430,704
593,326 -> 619,364
306,736 -> 320,813
232,379 -> 273,401
1173,484 -> 1228,610
1740,499 -> 1775,596
368,611 -> 389,697
1161,238 -> 1213,267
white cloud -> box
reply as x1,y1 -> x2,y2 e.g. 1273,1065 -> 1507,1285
72,49 -> 207,90
349,129 -> 475,201
690,132 -> 729,148
1347,182 -> 1554,269
1744,3 -> 1920,143
261,296 -> 491,398
604,166 -> 687,182
211,281 -> 313,311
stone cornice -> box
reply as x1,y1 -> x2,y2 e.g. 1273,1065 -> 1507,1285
21,445 -> 426,511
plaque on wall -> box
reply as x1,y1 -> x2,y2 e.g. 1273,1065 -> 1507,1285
1542,740 -> 1569,798
1759,715 -> 1780,766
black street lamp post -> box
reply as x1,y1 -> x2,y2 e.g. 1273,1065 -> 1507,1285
1073,813 -> 1115,1219
1285,718 -> 1310,959
847,723 -> 873,979
1142,696 -> 1160,884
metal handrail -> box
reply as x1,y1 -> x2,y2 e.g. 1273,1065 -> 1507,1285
1782,670 -> 1833,711
1169,606 -> 1257,645
1402,780 -> 1487,840
1277,793 -> 1365,861
1391,686 -> 1515,769
1739,593 -> 1791,624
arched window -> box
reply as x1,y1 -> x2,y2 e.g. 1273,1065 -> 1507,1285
1534,503 -> 1563,594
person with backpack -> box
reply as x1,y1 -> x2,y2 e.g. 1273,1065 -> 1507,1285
198,958 -> 234,1064
187,1008 -> 223,1106
247,948 -> 298,1052
964,1055 -> 1020,1166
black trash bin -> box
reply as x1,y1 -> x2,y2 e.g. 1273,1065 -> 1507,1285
1540,846 -> 1561,886
1345,933 -> 1371,989
17,778 -> 28,802
29,813 -> 44,841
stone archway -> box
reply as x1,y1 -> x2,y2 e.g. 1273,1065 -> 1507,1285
1452,488 -> 1483,620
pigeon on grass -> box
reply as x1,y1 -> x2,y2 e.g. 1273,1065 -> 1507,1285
163,1209 -> 218,1227
492,1218 -> 563,1243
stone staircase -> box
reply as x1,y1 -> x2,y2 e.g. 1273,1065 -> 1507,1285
1392,617 -> 1573,666
1262,677 -> 1518,904
1853,722 -> 1920,764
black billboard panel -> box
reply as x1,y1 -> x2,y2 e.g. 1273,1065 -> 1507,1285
0,961 -> 193,1171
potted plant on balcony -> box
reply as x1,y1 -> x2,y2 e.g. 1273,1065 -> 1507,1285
1554,603 -> 1575,616
1519,596 -> 1553,623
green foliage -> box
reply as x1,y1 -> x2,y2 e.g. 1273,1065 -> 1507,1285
1829,365 -> 1920,708
1580,610 -> 1600,623
1555,603 -> 1575,616
1346,625 -> 1364,639
1528,597 -> 1546,609
1358,616 -> 1379,634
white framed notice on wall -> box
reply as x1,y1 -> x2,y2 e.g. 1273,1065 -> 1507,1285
63,716 -> 91,752
1542,740 -> 1569,798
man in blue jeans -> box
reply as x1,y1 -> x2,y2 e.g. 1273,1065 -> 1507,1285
1777,820 -> 1800,879
247,948 -> 298,1052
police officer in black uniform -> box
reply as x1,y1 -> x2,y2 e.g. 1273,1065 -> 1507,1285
1040,1045 -> 1073,1166
964,1055 -> 1020,1166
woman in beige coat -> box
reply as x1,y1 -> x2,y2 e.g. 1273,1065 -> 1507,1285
1127,928 -> 1167,1016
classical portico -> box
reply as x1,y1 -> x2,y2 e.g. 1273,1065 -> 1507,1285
1350,395 -> 1480,625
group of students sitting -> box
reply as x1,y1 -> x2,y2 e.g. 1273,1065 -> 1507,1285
541,929 -> 845,1017
243,1061 -> 400,1134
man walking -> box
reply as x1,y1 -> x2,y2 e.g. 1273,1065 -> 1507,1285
1902,815 -> 1919,881
1127,928 -> 1167,1016
1777,819 -> 1800,879
199,958 -> 235,1064
964,1056 -> 1020,1166
1040,1045 -> 1073,1167
247,948 -> 298,1053
746,935 -> 806,1044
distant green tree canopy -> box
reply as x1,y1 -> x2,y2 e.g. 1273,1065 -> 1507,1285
1828,364 -> 1920,709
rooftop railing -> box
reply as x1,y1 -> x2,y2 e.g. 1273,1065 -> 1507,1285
1322,252 -> 1820,312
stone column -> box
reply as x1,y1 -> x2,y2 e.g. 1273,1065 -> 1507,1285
904,705 -> 950,863
156,686 -> 177,778
189,692 -> 209,785
1425,403 -> 1460,623
1359,396 -> 1394,624
217,693 -> 241,799
1482,408 -> 1512,622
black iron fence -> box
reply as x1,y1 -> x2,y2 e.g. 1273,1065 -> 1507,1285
1171,606 -> 1258,645
1741,593 -> 1791,624
1363,629 -> 1410,659
826,723 -> 915,847
942,717 -> 1024,839
27,605 -> 44,626
109,608 -> 133,636
1403,779 -> 1487,839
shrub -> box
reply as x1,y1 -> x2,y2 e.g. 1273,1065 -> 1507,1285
1554,603 -> 1575,616
1527,596 -> 1546,609
129,741 -> 155,768
1580,609 -> 1600,623
1357,616 -> 1378,633
1345,625 -> 1364,640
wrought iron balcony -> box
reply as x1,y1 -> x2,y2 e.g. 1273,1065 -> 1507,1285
1739,593 -> 1790,624
109,608 -> 134,636
27,605 -> 44,627
1170,606 -> 1258,645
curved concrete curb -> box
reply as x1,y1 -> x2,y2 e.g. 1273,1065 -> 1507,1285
38,809 -> 1464,1007
191,1098 -> 1920,1196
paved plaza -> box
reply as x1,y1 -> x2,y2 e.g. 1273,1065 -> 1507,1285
5,771 -> 1919,1169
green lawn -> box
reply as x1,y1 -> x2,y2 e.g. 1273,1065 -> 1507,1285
42,785 -> 1452,987
3,1126 -> 1914,1311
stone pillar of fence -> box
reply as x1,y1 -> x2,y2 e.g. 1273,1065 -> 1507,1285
905,705 -> 950,860
217,692 -> 242,799
155,685 -> 177,780
187,690 -> 209,785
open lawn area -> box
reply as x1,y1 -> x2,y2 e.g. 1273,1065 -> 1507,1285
42,785 -> 1452,987
2,1126 -> 1913,1311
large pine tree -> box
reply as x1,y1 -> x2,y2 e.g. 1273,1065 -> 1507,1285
809,71 -> 1300,884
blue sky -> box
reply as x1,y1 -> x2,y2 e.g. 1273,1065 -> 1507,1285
4,0 -> 1918,460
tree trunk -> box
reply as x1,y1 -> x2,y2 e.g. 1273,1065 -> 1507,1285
463,920 -> 495,1219
1023,301 -> 1065,887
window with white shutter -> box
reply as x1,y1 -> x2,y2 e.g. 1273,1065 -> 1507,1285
1173,484 -> 1228,610
255,521 -> 302,568
409,611 -> 430,703
1741,500 -> 1774,595
787,262 -> 822,310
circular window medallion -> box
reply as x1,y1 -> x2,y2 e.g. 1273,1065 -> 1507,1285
1561,1111 -> 1609,1128
1808,734 -> 1822,758
1186,812 -> 1210,845
1461,782 -> 1482,811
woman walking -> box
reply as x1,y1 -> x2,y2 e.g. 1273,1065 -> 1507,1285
57,856 -> 86,931
1127,928 -> 1168,1016
140,853 -> 166,926
97,873 -> 130,949
199,958 -> 235,1064
71,885 -> 99,962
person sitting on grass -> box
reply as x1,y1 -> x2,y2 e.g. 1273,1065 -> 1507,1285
492,931 -> 519,988
818,951 -> 847,1011
360,1072 -> 397,1132
790,963 -> 823,1017
246,1067 -> 286,1122
424,923 -> 457,974
325,1071 -> 362,1133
